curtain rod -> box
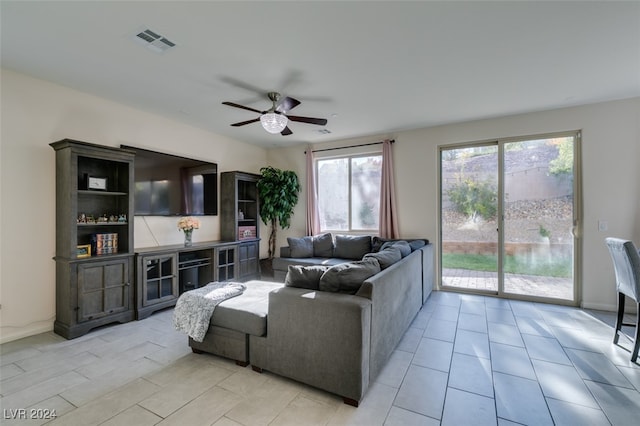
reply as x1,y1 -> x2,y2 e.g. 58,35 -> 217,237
305,139 -> 394,154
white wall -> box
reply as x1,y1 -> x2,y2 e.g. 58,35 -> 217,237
268,97 -> 640,312
0,69 -> 267,343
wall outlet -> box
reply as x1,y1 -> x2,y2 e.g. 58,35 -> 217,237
598,220 -> 608,231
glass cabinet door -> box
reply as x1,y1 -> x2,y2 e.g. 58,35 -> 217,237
143,254 -> 178,305
216,246 -> 237,282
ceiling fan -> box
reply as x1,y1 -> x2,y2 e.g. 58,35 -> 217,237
222,92 -> 327,136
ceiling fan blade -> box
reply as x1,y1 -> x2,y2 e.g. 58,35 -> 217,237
287,115 -> 328,126
277,97 -> 301,113
222,101 -> 263,114
230,118 -> 260,127
220,76 -> 266,95
281,126 -> 293,136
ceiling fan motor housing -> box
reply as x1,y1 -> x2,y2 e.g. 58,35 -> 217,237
267,92 -> 281,103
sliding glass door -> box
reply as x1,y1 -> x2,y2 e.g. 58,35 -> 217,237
440,132 -> 580,303
502,136 -> 576,300
441,144 -> 499,292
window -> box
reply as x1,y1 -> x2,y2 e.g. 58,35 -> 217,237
316,154 -> 382,232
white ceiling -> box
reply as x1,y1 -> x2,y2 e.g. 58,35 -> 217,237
2,1 -> 639,148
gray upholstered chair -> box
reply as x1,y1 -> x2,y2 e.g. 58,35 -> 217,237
605,237 -> 640,362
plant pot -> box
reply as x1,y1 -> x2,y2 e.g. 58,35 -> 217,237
260,258 -> 274,279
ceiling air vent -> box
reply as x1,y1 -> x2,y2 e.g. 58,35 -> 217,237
132,28 -> 176,54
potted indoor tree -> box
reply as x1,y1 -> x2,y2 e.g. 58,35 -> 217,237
256,166 -> 301,268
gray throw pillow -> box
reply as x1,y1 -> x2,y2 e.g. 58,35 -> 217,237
287,236 -> 313,258
285,265 -> 329,290
333,235 -> 372,260
409,239 -> 427,251
363,247 -> 402,269
319,258 -> 381,294
381,240 -> 411,258
313,233 -> 334,257
371,236 -> 392,252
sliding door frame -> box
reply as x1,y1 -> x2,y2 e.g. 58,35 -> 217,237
437,130 -> 582,306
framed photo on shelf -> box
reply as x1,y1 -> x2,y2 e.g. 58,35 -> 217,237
86,174 -> 108,191
76,244 -> 91,258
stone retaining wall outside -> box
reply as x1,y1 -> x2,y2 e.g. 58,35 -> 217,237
443,241 -> 572,257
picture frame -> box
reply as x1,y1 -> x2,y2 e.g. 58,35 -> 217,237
77,244 -> 91,258
86,175 -> 108,191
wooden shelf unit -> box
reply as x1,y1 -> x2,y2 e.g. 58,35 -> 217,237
220,171 -> 261,280
50,139 -> 135,339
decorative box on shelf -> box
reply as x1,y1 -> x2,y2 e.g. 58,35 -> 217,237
91,232 -> 119,255
238,226 -> 257,240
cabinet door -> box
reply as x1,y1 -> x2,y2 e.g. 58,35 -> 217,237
142,254 -> 178,306
77,258 -> 131,323
238,241 -> 259,279
215,246 -> 237,282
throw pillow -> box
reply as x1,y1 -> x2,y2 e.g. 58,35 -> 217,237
285,265 -> 329,290
381,240 -> 411,258
319,258 -> 381,294
363,247 -> 402,269
372,236 -> 392,252
287,236 -> 313,258
333,235 -> 372,260
313,233 -> 334,257
409,239 -> 427,251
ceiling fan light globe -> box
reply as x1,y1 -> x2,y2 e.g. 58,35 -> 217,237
260,112 -> 288,134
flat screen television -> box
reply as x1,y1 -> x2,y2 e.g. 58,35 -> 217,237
122,145 -> 218,216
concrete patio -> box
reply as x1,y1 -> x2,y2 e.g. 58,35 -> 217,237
442,268 -> 573,300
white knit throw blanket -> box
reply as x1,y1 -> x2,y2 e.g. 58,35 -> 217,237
173,281 -> 246,342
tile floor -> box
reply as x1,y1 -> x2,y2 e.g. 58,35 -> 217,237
1,291 -> 639,425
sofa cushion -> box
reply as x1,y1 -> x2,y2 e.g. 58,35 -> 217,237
313,233 -> 334,257
333,235 -> 372,260
319,258 -> 381,294
287,236 -> 313,258
363,247 -> 402,269
285,265 -> 330,290
381,240 -> 411,258
210,280 -> 283,336
273,256 -> 349,271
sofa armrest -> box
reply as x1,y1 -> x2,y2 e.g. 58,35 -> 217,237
279,246 -> 291,258
356,249 -> 423,380
264,287 -> 372,402
421,244 -> 434,303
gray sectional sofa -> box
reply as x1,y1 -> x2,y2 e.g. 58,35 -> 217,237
189,234 -> 433,406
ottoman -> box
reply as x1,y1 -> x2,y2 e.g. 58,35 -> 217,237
189,280 -> 283,366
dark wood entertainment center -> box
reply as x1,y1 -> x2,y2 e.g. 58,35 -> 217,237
51,139 -> 261,338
